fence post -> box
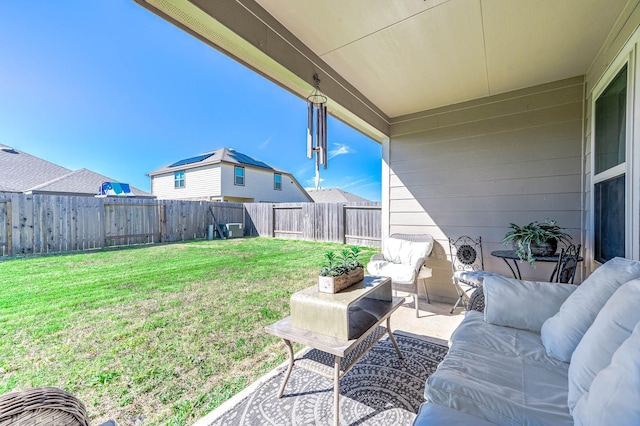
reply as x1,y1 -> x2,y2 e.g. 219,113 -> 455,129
6,200 -> 12,256
271,204 -> 275,237
159,203 -> 167,242
342,204 -> 347,244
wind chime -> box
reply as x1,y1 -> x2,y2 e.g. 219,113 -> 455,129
306,73 -> 327,190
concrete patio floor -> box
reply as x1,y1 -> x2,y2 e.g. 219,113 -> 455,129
390,297 -> 466,346
194,296 -> 465,426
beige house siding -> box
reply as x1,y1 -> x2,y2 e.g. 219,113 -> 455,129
386,77 -> 584,302
219,164 -> 310,203
151,165 -> 222,200
584,1 -> 640,270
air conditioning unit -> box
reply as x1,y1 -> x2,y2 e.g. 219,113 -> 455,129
224,223 -> 243,238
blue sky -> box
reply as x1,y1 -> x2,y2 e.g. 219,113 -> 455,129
0,1 -> 382,201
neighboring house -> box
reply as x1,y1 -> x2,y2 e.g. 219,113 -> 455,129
0,144 -> 152,197
138,1 -> 640,302
307,188 -> 370,203
147,147 -> 312,203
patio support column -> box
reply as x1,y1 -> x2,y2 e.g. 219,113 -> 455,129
381,137 -> 391,242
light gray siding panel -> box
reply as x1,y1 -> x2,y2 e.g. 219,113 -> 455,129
220,164 -> 310,202
392,77 -> 584,136
388,78 -> 584,301
586,0 -> 640,94
152,166 -> 222,200
152,163 -> 308,202
391,193 -> 581,213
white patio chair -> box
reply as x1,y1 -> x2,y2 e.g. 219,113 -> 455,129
367,233 -> 434,317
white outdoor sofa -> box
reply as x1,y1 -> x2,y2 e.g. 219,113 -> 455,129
414,257 -> 640,426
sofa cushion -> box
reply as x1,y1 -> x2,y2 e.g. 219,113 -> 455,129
413,402 -> 496,426
541,257 -> 640,362
366,261 -> 416,284
450,311 -> 569,369
567,279 -> 640,411
425,340 -> 572,426
572,321 -> 640,426
483,275 -> 576,332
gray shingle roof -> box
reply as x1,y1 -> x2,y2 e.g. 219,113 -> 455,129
0,144 -> 151,197
307,188 -> 370,203
29,169 -> 150,196
148,147 -> 287,176
0,144 -> 71,192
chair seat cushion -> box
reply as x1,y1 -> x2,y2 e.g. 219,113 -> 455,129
367,260 -> 415,284
454,270 -> 502,286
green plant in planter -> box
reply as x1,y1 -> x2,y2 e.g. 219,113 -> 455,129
502,219 -> 571,266
319,246 -> 363,277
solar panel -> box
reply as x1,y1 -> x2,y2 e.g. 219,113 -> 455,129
228,151 -> 272,169
169,152 -> 215,168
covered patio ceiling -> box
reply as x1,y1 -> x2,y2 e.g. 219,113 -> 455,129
134,0 -> 629,141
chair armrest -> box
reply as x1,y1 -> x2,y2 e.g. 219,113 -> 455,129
413,256 -> 427,273
370,253 -> 384,262
469,287 -> 485,312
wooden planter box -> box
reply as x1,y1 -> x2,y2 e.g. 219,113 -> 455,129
318,267 -> 364,294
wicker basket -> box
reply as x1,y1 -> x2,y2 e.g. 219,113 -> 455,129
0,387 -> 90,426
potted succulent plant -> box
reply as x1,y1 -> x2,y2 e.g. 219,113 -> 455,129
502,219 -> 571,266
318,246 -> 364,293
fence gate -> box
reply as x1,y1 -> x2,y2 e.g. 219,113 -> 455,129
103,202 -> 162,247
0,199 -> 11,256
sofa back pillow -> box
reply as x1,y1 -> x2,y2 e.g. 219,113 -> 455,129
567,279 -> 640,411
572,321 -> 640,426
540,257 -> 640,362
483,275 -> 576,332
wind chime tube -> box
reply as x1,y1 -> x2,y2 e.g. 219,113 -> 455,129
321,104 -> 328,169
307,101 -> 313,159
317,102 -> 323,166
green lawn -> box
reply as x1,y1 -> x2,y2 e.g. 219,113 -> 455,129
0,238 -> 377,425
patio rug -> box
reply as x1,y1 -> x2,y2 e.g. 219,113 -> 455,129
207,332 -> 448,426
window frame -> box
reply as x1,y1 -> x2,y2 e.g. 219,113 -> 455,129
174,170 -> 185,189
234,166 -> 245,186
591,50 -> 638,263
274,173 -> 282,191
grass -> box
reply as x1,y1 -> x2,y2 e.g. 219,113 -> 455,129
0,238 -> 376,425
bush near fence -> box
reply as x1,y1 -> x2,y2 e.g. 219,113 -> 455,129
0,193 -> 381,256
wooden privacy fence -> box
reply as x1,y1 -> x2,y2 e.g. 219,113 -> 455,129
244,202 -> 381,247
0,193 -> 381,257
0,192 -> 244,256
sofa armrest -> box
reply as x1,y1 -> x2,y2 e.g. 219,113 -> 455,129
370,253 -> 384,262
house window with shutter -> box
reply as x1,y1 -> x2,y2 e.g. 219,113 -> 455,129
235,166 -> 245,186
174,170 -> 185,188
274,173 -> 282,190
